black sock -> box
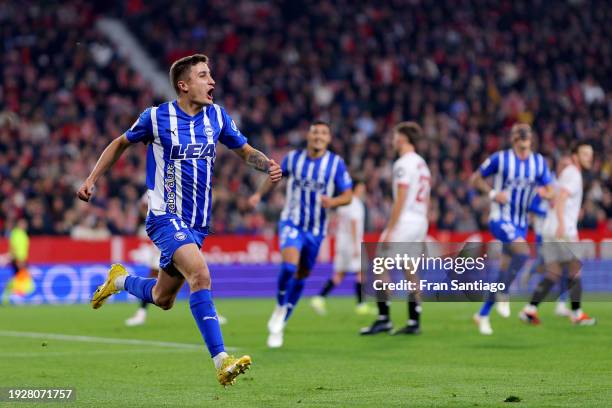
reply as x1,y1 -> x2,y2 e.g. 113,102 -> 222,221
568,276 -> 582,310
408,293 -> 420,325
319,279 -> 335,297
140,299 -> 148,309
355,282 -> 363,304
530,277 -> 556,306
377,301 -> 390,320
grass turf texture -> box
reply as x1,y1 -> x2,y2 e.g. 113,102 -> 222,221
0,299 -> 610,407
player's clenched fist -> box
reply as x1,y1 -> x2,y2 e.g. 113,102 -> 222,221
77,179 -> 95,202
268,159 -> 282,183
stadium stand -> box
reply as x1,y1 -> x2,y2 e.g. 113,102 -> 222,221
1,0 -> 610,236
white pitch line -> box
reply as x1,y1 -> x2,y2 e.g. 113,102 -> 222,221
0,330 -> 237,352
0,349 -> 196,358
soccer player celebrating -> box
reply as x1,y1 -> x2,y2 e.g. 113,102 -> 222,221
519,142 -> 596,325
310,179 -> 373,315
361,122 -> 431,336
471,123 -> 552,335
77,54 -> 282,386
248,120 -> 353,348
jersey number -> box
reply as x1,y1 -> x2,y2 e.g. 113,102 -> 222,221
280,225 -> 299,246
171,219 -> 188,231
416,175 -> 431,203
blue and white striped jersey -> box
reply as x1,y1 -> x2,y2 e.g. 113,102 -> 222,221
479,149 -> 552,228
528,193 -> 548,218
126,100 -> 247,228
280,150 -> 352,237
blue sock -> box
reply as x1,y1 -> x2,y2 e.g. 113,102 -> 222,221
509,253 -> 530,274
479,264 -> 508,316
479,300 -> 495,317
503,253 -> 530,293
124,276 -> 156,304
284,278 -> 305,321
277,263 -> 297,306
189,289 -> 225,357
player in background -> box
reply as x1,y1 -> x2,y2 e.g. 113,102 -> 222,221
310,179 -> 373,315
471,123 -> 553,335
248,120 -> 353,348
521,161 -> 571,317
77,54 -> 282,386
519,142 -> 596,325
361,121 -> 430,336
1,218 -> 34,304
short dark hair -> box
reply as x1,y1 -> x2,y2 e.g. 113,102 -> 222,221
570,140 -> 592,154
510,123 -> 532,140
169,54 -> 209,94
311,119 -> 331,130
352,175 -> 365,189
393,121 -> 423,145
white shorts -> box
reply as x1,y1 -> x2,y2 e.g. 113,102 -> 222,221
541,236 -> 582,264
333,249 -> 361,273
388,219 -> 428,242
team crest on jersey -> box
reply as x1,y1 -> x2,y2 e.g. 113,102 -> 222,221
170,143 -> 216,160
174,231 -> 187,241
205,125 -> 214,138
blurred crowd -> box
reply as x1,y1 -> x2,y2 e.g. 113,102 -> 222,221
1,0 -> 610,238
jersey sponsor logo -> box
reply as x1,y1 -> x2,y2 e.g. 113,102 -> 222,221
504,178 -> 536,189
165,163 -> 177,214
170,143 -> 216,160
293,178 -> 327,192
174,231 -> 187,241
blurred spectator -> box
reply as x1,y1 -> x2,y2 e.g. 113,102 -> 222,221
0,0 -> 610,236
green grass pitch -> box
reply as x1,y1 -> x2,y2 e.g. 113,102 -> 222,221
1,299 -> 610,407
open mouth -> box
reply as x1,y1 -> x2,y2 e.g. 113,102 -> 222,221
207,88 -> 214,99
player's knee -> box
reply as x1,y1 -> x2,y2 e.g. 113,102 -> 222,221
187,270 -> 211,291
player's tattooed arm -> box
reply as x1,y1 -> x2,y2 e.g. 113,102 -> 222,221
237,144 -> 284,209
246,148 -> 271,172
233,143 -> 282,180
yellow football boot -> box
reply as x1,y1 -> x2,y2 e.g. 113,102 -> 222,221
217,355 -> 252,386
91,264 -> 128,309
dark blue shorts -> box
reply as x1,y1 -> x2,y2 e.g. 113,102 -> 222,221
278,220 -> 324,272
146,212 -> 209,270
489,220 -> 527,243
